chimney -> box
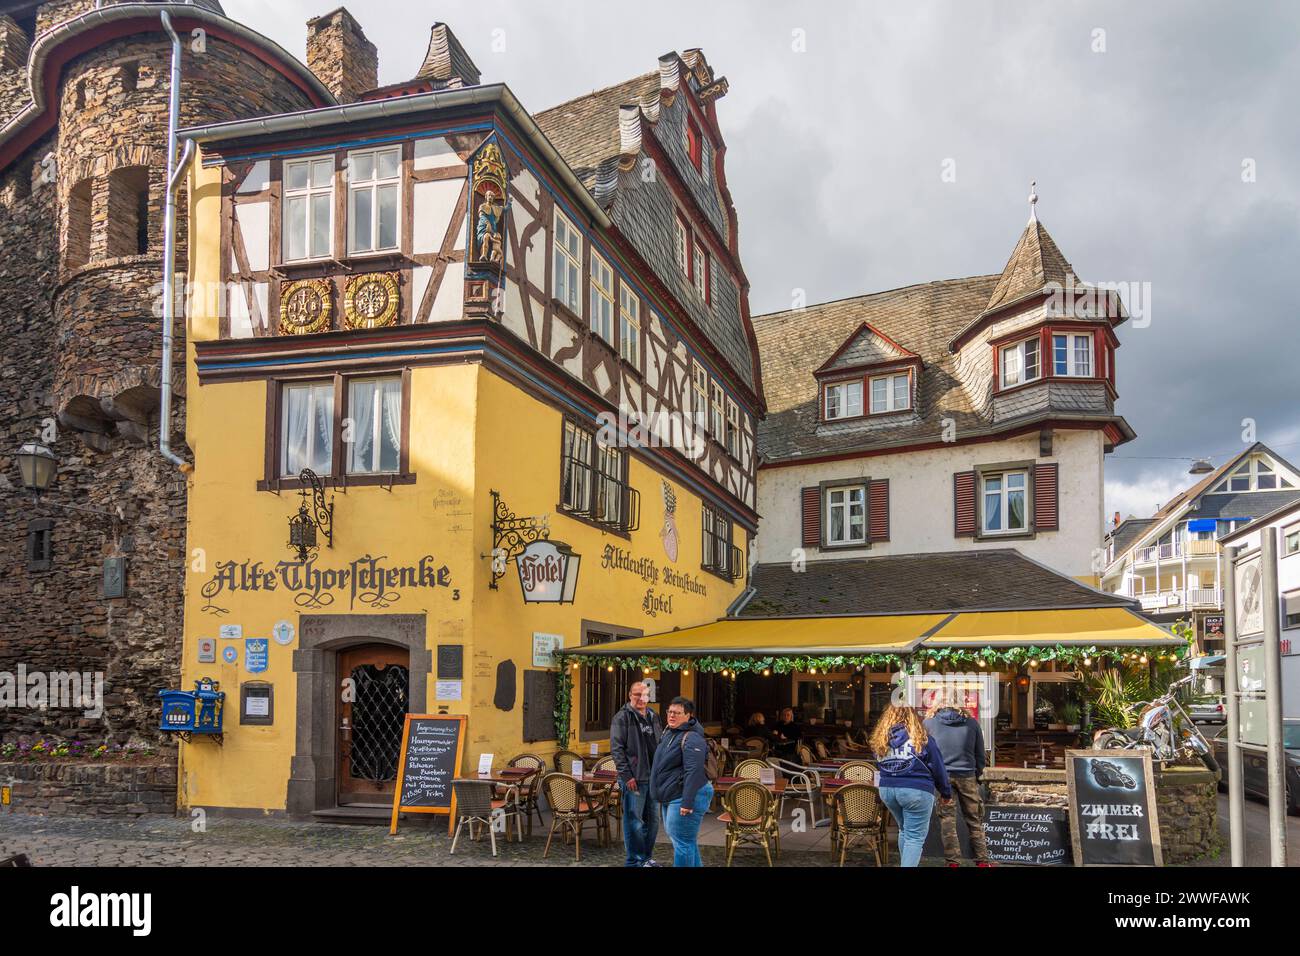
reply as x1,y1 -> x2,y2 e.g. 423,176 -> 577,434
0,14 -> 31,73
414,23 -> 480,89
1113,511 -> 1121,529
306,7 -> 378,104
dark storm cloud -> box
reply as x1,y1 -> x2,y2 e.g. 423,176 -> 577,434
227,0 -> 1300,517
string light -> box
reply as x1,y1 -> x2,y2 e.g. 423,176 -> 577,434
763,669 -> 771,677
607,665 -> 614,672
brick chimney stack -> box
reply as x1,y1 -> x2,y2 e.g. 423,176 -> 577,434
306,7 -> 378,104
1113,511 -> 1121,529
0,14 -> 31,73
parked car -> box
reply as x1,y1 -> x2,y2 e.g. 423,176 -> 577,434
1189,695 -> 1227,724
1210,719 -> 1300,814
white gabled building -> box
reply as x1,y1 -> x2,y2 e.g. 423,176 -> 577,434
751,200 -> 1134,584
1100,443 -> 1300,655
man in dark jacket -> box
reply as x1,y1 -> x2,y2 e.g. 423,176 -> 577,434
923,697 -> 991,866
649,696 -> 714,867
609,681 -> 662,867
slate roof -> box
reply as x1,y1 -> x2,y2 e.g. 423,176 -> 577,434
1108,518 -> 1155,555
414,23 -> 481,90
534,71 -> 660,192
755,276 -> 1002,460
737,550 -> 1135,617
981,219 -> 1080,315
1188,490 -> 1300,522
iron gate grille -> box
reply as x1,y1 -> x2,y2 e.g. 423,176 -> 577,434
347,664 -> 409,783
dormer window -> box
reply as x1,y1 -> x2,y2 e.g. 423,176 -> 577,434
1000,336 -> 1041,388
869,373 -> 911,414
825,381 -> 863,420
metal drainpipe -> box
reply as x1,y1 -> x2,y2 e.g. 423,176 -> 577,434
159,9 -> 194,473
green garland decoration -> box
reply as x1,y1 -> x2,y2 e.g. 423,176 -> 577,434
551,643 -> 1187,739
552,664 -> 574,745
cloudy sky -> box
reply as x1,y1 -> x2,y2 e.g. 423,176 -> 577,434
229,0 -> 1300,519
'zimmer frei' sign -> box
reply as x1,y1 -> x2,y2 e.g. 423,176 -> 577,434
516,540 -> 580,604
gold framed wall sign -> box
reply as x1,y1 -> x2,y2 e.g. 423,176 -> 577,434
344,272 -> 401,330
279,278 -> 333,335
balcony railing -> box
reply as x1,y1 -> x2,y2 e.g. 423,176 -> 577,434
559,456 -> 641,533
1186,539 -> 1218,557
1136,588 -> 1223,611
1136,542 -> 1182,563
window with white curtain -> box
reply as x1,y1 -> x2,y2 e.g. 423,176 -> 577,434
348,147 -> 401,254
283,156 -> 333,261
1052,333 -> 1093,377
281,382 -> 334,477
1001,336 -> 1041,387
982,470 -> 1028,534
825,484 -> 867,545
825,380 -> 863,420
347,376 -> 402,475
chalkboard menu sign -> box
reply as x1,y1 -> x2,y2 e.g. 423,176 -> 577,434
389,714 -> 467,834
1065,749 -> 1162,867
984,805 -> 1071,865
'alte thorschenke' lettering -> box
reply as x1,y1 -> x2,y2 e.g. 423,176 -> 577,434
201,555 -> 453,611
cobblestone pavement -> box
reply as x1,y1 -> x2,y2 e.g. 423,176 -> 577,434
0,810 -> 849,867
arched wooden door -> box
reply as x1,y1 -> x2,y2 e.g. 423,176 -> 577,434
337,644 -> 410,806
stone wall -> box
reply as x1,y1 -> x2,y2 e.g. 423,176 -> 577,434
983,764 -> 1220,864
306,8 -> 377,104
0,20 -> 317,751
0,760 -> 176,816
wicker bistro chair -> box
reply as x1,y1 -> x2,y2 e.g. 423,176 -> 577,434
450,780 -> 523,857
796,743 -> 816,766
813,739 -> 834,762
553,749 -> 586,773
743,736 -> 769,758
507,753 -> 547,835
540,772 -> 609,861
591,754 -> 622,825
830,784 -> 887,866
720,781 -> 781,866
768,757 -> 823,824
733,758 -> 770,781
837,760 -> 878,784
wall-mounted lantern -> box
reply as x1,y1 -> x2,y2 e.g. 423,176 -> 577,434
288,468 -> 334,562
13,441 -> 123,537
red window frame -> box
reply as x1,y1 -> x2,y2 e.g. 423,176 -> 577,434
993,325 -> 1114,394
686,116 -> 703,171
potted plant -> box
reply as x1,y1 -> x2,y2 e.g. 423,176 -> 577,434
1060,701 -> 1082,733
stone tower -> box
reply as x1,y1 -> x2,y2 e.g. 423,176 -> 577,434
0,2 -> 340,749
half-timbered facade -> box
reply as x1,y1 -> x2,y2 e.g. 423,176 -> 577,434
178,27 -> 764,815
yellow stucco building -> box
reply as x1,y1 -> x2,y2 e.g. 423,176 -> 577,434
176,44 -> 763,815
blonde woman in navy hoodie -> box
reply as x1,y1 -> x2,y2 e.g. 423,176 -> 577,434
870,703 -> 952,867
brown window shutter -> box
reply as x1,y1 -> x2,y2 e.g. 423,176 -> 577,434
801,486 -> 821,548
869,479 -> 890,542
954,471 -> 976,536
1035,462 -> 1059,531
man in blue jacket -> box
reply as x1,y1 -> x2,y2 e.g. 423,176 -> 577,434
609,681 -> 662,867
649,696 -> 714,867
923,694 -> 990,866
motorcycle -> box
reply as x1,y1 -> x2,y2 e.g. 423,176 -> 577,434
1092,674 -> 1221,774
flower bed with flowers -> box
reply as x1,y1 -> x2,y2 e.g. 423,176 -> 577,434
1,740 -> 162,764
1,741 -> 177,817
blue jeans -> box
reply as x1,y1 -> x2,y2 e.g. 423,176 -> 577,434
879,786 -> 935,867
663,783 -> 714,867
620,781 -> 659,866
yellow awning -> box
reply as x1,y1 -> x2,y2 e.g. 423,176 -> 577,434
563,614 -> 949,658
922,607 -> 1181,648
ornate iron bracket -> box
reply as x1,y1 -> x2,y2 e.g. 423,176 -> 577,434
482,490 -> 549,590
289,468 -> 334,562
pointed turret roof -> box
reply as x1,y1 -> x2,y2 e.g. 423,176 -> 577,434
981,217 -> 1080,316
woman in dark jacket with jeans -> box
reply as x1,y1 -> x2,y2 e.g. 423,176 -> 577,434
649,696 -> 713,867
871,703 -> 951,867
